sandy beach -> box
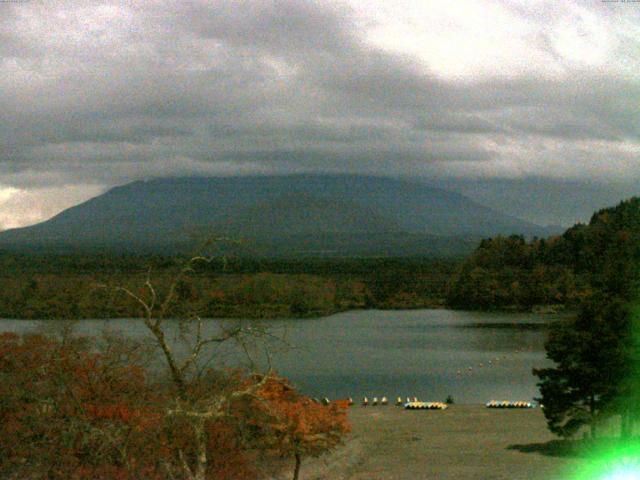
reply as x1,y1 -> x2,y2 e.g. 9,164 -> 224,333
286,405 -> 585,480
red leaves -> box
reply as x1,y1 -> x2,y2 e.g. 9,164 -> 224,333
0,333 -> 164,479
84,403 -> 134,423
255,377 -> 351,458
205,421 -> 260,480
0,333 -> 350,479
331,399 -> 351,409
71,464 -> 165,480
84,403 -> 163,433
210,289 -> 225,299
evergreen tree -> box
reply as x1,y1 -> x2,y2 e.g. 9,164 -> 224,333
534,297 -> 631,438
534,199 -> 640,439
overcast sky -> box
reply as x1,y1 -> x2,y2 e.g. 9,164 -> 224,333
1,0 -> 639,229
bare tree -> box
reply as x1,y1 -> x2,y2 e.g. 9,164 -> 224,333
111,254 -> 277,480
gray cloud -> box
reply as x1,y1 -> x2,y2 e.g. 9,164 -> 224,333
0,0 -> 639,227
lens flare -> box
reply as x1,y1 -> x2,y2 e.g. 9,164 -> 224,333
600,455 -> 640,479
602,468 -> 640,480
567,440 -> 640,480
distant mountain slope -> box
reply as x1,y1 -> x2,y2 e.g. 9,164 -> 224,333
0,175 -> 552,256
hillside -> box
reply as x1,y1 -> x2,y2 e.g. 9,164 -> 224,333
0,175 -> 553,257
447,197 -> 640,309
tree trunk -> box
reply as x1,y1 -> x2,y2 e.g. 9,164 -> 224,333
621,405 -> 631,439
590,395 -> 597,439
193,418 -> 208,480
292,453 -> 302,480
145,319 -> 187,399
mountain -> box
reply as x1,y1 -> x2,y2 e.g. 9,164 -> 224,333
0,175 -> 556,257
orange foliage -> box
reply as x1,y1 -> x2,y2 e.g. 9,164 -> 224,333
332,399 -> 351,409
205,421 -> 261,480
0,333 -> 350,480
256,377 -> 351,458
0,332 -> 166,479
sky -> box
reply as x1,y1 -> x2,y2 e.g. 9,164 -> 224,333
1,0 -> 639,229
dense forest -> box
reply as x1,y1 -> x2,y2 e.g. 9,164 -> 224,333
2,197 -> 639,319
447,197 -> 640,310
0,254 -> 457,319
531,198 -> 640,438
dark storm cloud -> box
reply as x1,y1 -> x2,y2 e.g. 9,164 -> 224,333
0,0 -> 639,195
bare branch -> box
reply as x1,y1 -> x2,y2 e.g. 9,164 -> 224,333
178,449 -> 195,480
144,267 -> 158,313
113,286 -> 153,320
100,244 -> 286,479
168,370 -> 274,422
178,320 -> 243,375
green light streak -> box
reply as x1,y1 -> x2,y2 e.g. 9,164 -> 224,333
568,441 -> 640,480
565,304 -> 640,480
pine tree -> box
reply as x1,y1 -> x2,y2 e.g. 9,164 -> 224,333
534,297 -> 631,438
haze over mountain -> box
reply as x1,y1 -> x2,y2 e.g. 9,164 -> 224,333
2,2 -> 639,234
0,175 -> 558,257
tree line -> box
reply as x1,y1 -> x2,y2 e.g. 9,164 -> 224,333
531,198 -> 640,439
447,198 -> 640,312
445,197 -> 640,439
0,255 -> 457,319
446,235 -> 588,310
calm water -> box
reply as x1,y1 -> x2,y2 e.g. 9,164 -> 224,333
0,309 -> 562,404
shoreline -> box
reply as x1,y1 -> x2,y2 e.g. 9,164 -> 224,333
281,405 -> 584,480
0,302 -> 571,321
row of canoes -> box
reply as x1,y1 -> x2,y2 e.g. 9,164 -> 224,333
362,396 -> 423,406
404,401 -> 448,410
485,400 -> 533,408
314,397 -> 534,409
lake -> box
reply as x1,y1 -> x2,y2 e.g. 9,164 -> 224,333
0,309 -> 562,404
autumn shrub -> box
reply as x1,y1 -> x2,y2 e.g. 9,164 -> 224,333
0,333 -> 261,479
0,332 -> 168,479
0,333 -> 350,480
253,377 -> 351,480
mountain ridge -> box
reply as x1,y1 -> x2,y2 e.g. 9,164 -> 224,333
0,175 -> 558,257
